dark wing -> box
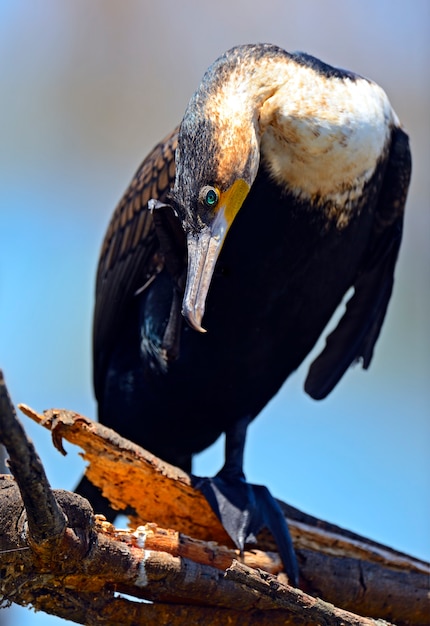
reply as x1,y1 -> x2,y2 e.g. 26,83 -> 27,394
305,126 -> 411,400
93,128 -> 178,400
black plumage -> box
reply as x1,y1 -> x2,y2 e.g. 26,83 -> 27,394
77,44 -> 411,585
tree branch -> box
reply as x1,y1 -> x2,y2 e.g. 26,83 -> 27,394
0,480 -> 395,626
0,378 -> 428,625
225,560 -> 396,626
0,371 -> 67,548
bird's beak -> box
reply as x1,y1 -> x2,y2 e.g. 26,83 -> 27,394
182,179 -> 250,332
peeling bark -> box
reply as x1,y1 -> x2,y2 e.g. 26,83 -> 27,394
0,374 -> 428,625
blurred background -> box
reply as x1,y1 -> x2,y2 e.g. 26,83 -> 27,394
1,1 -> 429,623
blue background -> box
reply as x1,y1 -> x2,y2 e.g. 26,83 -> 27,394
1,1 -> 429,624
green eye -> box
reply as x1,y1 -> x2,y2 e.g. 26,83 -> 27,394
202,186 -> 219,208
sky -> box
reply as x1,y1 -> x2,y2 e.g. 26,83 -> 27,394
1,1 -> 429,624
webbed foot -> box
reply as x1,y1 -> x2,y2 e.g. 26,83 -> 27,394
194,471 -> 299,586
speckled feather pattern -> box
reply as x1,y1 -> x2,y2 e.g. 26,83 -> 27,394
98,129 -> 178,285
93,129 -> 178,395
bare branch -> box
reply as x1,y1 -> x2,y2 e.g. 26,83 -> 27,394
16,404 -> 430,626
0,481 -> 396,625
0,394 -> 427,625
0,372 -> 66,547
225,560 -> 395,626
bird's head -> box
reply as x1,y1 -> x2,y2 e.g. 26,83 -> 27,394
171,55 -> 263,332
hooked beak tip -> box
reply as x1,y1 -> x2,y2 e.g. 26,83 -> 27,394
181,305 -> 207,333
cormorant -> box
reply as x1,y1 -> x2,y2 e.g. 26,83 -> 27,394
77,44 -> 411,586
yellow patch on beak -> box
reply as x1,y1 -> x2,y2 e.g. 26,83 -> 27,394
217,178 -> 250,227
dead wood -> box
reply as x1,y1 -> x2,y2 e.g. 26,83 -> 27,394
0,480 -> 396,626
0,371 -> 67,549
0,373 -> 428,625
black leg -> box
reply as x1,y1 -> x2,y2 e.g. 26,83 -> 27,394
194,416 -> 299,586
218,414 -> 251,480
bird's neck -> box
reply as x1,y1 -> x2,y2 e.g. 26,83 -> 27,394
214,54 -> 393,216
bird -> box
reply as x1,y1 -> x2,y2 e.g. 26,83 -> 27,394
77,44 -> 411,586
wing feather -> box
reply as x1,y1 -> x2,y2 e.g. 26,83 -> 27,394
305,126 -> 411,400
93,128 -> 178,398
